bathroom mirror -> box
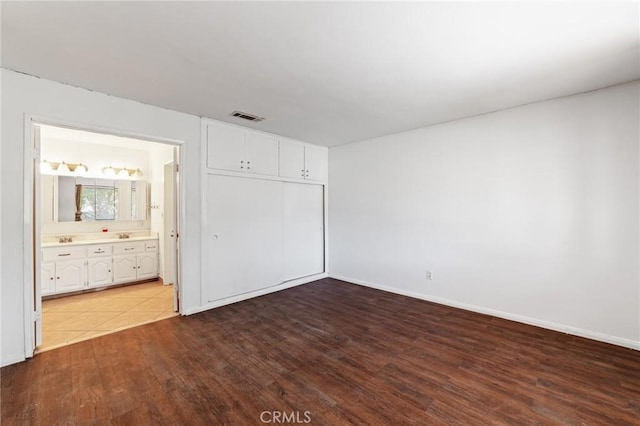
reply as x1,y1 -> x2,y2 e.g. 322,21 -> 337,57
42,175 -> 148,223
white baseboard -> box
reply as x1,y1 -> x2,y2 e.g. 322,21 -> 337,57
329,274 -> 640,351
1,353 -> 27,368
184,272 -> 328,316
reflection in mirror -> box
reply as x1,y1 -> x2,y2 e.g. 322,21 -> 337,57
52,176 -> 147,222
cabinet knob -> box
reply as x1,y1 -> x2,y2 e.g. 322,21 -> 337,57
247,161 -> 251,164
240,160 -> 244,163
108,270 -> 111,272
50,277 -> 54,280
306,170 -> 309,173
56,277 -> 60,280
133,266 -> 136,269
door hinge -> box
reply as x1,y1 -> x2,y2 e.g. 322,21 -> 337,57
33,310 -> 42,322
175,164 -> 179,173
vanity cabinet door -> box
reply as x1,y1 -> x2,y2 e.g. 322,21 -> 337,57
41,262 -> 56,295
113,255 -> 137,283
136,253 -> 158,280
88,258 -> 113,288
55,260 -> 86,293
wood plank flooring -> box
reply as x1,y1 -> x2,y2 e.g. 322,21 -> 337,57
2,278 -> 639,425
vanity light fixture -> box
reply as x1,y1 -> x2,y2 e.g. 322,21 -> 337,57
64,162 -> 88,173
101,165 -> 143,178
41,160 -> 87,174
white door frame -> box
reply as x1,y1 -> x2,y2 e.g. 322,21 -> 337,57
23,114 -> 186,358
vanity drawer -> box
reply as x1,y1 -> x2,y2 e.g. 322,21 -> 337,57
42,246 -> 86,262
86,245 -> 112,257
145,241 -> 159,252
113,241 -> 145,255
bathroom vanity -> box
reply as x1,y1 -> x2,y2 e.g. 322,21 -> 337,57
41,233 -> 159,297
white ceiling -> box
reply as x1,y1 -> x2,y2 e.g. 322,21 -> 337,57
2,2 -> 638,146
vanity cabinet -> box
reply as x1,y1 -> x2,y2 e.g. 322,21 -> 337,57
41,259 -> 86,295
112,241 -> 158,284
41,238 -> 158,296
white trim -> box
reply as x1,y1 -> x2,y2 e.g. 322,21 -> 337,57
329,274 -> 640,351
185,272 -> 328,316
23,114 -> 188,359
1,353 -> 27,368
23,117 -> 35,359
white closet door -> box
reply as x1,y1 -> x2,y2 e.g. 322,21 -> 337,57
283,183 -> 324,281
207,175 -> 284,302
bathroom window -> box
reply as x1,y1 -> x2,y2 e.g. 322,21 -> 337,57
81,185 -> 119,221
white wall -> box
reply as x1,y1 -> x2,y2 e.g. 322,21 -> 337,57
329,82 -> 640,348
1,69 -> 202,366
41,137 -> 151,180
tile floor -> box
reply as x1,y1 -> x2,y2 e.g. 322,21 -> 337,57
40,280 -> 176,352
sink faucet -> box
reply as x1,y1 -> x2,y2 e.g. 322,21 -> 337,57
118,233 -> 131,239
58,236 -> 73,243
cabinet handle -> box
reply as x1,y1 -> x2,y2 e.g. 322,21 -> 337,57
94,250 -> 104,254
58,253 -> 71,257
124,248 -> 134,251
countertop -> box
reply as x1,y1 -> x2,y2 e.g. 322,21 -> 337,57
41,235 -> 158,248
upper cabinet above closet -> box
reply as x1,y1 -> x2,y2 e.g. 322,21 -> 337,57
205,120 -> 327,183
279,140 -> 327,182
206,121 -> 278,176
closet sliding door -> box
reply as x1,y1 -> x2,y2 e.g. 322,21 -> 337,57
206,174 -> 284,302
283,182 -> 325,281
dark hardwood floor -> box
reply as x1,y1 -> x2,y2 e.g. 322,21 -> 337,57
2,278 -> 639,425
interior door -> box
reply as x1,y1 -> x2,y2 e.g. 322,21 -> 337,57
283,183 -> 325,281
164,151 -> 179,312
206,174 -> 284,302
32,124 -> 43,348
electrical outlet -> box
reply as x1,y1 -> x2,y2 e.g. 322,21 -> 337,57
426,269 -> 433,280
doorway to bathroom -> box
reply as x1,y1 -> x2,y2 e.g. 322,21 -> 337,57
28,122 -> 182,353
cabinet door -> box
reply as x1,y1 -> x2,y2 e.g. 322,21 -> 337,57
207,122 -> 245,171
41,262 -> 56,295
283,183 -> 325,281
304,146 -> 328,181
206,174 -> 284,302
245,132 -> 278,176
136,253 -> 158,280
55,260 -> 86,293
88,258 -> 113,288
113,255 -> 137,283
279,140 -> 305,179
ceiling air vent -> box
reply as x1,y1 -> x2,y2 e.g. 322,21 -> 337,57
230,111 -> 265,122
